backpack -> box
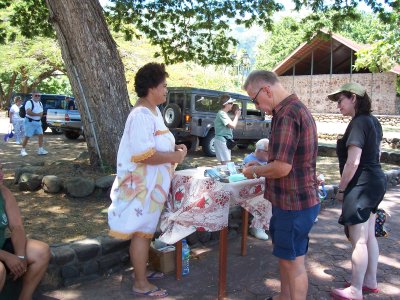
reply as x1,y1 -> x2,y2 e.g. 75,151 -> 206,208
19,99 -> 41,118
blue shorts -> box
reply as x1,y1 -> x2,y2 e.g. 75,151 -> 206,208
24,118 -> 43,137
269,203 -> 320,260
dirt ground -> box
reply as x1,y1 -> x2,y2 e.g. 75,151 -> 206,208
0,112 -> 398,245
0,124 -> 254,244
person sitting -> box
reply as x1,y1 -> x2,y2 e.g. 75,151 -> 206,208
243,138 -> 269,165
243,138 -> 270,240
0,163 -> 51,300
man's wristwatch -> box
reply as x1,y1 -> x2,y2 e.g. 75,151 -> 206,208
338,189 -> 345,193
17,255 -> 26,260
252,166 -> 258,179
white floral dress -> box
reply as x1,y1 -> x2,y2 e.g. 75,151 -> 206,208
108,106 -> 175,239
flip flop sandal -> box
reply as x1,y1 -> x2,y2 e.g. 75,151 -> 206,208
131,286 -> 168,298
344,280 -> 379,293
147,271 -> 165,280
132,271 -> 165,280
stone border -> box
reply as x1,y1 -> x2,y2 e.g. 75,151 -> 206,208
39,167 -> 400,292
318,145 -> 400,165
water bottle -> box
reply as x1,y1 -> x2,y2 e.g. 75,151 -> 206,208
182,239 -> 190,275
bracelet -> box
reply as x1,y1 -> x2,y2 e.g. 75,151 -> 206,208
252,166 -> 258,179
17,255 -> 26,260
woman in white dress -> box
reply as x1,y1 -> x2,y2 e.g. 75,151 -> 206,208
108,63 -> 187,298
9,96 -> 25,144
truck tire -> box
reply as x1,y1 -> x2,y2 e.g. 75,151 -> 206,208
163,104 -> 181,128
202,132 -> 216,157
51,128 -> 63,134
65,131 -> 80,140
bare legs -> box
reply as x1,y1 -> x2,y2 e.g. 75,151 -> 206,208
21,137 -> 29,148
19,239 -> 51,300
273,255 -> 308,300
21,135 -> 44,149
0,262 -> 6,291
332,213 -> 379,298
38,134 -> 44,148
130,235 -> 166,296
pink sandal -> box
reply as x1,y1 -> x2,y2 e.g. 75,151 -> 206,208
344,281 -> 379,293
330,288 -> 362,300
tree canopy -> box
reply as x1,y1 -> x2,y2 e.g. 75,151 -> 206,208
2,0 -> 398,70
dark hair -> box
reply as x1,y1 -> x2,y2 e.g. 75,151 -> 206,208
341,91 -> 372,115
134,63 -> 169,97
243,70 -> 279,90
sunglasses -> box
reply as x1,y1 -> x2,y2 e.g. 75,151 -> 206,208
251,88 -> 263,104
33,94 -> 41,98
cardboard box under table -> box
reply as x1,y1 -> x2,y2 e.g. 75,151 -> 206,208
149,246 -> 176,273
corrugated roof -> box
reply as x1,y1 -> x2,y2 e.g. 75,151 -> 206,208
273,30 -> 399,75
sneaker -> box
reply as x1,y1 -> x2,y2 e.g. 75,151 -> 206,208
20,149 -> 28,156
16,141 -> 21,145
37,148 -> 48,155
249,228 -> 269,240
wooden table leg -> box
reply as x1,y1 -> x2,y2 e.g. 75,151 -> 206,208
175,240 -> 182,280
241,208 -> 249,256
218,227 -> 228,300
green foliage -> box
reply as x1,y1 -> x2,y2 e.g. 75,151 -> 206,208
114,31 -> 240,102
9,0 -> 55,39
256,17 -> 305,70
105,0 -> 283,66
36,76 -> 72,95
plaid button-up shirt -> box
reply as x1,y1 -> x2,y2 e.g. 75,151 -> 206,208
265,94 -> 319,210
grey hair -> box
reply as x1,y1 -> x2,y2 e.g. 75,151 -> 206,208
243,70 -> 279,90
255,138 -> 269,150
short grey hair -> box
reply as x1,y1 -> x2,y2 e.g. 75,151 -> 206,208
255,138 -> 269,150
243,70 -> 279,90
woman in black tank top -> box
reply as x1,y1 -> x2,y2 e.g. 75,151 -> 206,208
327,83 -> 387,300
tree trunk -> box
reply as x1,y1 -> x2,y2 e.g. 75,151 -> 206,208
45,0 -> 130,169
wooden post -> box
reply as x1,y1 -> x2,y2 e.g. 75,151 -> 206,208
175,240 -> 182,280
218,228 -> 228,300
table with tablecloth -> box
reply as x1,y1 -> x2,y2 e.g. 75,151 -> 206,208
158,167 -> 272,299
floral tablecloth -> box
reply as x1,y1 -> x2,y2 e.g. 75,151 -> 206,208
159,168 -> 272,244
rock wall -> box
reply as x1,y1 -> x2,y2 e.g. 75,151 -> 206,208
279,72 -> 398,115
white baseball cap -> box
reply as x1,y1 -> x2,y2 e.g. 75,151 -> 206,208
222,98 -> 235,105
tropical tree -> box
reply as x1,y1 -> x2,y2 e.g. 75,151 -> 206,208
0,36 -> 65,107
1,0 -> 397,168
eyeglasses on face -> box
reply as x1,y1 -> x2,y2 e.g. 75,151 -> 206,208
33,94 -> 41,98
251,87 -> 263,104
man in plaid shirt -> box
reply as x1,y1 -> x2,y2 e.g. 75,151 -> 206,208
243,70 -> 320,300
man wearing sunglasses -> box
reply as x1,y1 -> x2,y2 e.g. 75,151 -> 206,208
242,71 -> 319,300
20,92 -> 48,156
